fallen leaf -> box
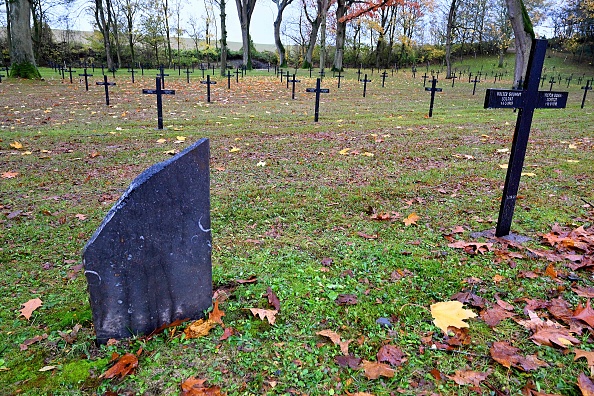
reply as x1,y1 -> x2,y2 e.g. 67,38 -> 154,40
336,294 -> 358,306
377,345 -> 407,366
20,334 -> 48,351
100,353 -> 138,379
10,141 -> 23,149
357,231 -> 378,239
59,324 -> 82,344
431,301 -> 477,333
447,370 -> 490,386
403,213 -> 420,226
339,148 -> 351,155
574,300 -> 594,327
265,287 -> 281,311
578,373 -> 594,396
531,326 -> 580,348
249,308 -> 278,325
490,341 -> 548,371
219,327 -> 235,341
38,366 -> 57,372
75,214 -> 87,221
146,318 -> 189,339
156,138 -> 167,144
359,360 -> 395,380
208,301 -> 225,325
229,147 -> 240,153
183,319 -> 217,339
317,329 -> 352,355
19,298 -> 43,320
335,355 -> 362,369
181,376 -> 223,395
2,171 -> 19,179
176,136 -> 186,141
89,151 -> 101,158
481,305 -> 516,327
575,349 -> 594,369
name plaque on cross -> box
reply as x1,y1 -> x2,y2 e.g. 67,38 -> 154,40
484,89 -> 568,109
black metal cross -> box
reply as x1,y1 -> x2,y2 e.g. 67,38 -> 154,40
309,66 -> 314,78
318,69 -> 325,81
235,68 -> 241,83
68,66 -> 77,84
451,75 -> 458,87
285,70 -> 291,88
184,67 -> 193,84
336,71 -> 344,88
471,76 -> 481,95
200,64 -> 207,79
200,74 -> 217,103
483,39 -> 568,237
356,69 -> 362,82
468,72 -> 473,83
96,75 -> 116,105
288,74 -> 301,100
361,74 -> 372,97
79,68 -> 93,91
227,70 -> 232,89
128,66 -> 136,83
157,66 -> 169,88
581,80 -> 592,109
142,77 -> 176,130
422,73 -> 428,87
549,76 -> 555,91
305,78 -> 330,122
381,71 -> 388,87
412,66 -> 417,79
424,77 -> 442,117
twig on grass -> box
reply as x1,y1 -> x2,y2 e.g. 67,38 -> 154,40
581,198 -> 594,208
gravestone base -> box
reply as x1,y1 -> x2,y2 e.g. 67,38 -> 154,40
83,139 -> 212,344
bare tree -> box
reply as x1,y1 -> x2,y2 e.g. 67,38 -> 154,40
506,0 -> 534,87
8,0 -> 41,78
235,0 -> 257,68
161,0 -> 172,65
94,0 -> 116,70
272,0 -> 294,67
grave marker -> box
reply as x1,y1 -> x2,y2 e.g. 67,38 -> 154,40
235,68 -> 241,83
581,80 -> 592,109
227,70 -> 232,89
285,70 -> 291,88
483,39 -> 568,237
549,76 -> 555,91
356,68 -> 362,82
451,75 -> 458,87
83,138 -> 212,344
184,67 -> 193,84
319,69 -> 325,80
288,74 -> 301,100
424,77 -> 442,117
309,66 -> 314,78
96,75 -> 116,105
68,66 -> 77,84
336,71 -> 344,88
157,66 -> 169,88
412,66 -> 417,79
142,77 -> 176,130
79,68 -> 93,91
128,66 -> 137,83
422,73 -> 428,87
471,76 -> 481,95
361,74 -> 372,97
200,75 -> 217,103
381,71 -> 388,87
200,64 -> 207,79
305,78 -> 330,122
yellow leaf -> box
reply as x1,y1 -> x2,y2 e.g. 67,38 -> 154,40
567,160 -> 579,163
176,136 -> 186,141
403,213 -> 419,226
22,151 -> 32,155
499,164 -> 508,169
229,147 -> 240,153
361,152 -> 374,157
496,148 -> 509,153
10,141 -> 23,149
430,301 -> 477,334
521,172 -> 536,177
183,319 -> 217,339
2,171 -> 18,179
339,148 -> 351,155
568,144 -> 577,149
156,138 -> 167,144
163,150 -> 176,155
249,308 -> 278,325
39,366 -> 57,372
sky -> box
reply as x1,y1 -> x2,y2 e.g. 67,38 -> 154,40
59,0 -> 297,46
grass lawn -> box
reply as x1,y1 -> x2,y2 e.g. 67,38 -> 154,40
1,53 -> 593,395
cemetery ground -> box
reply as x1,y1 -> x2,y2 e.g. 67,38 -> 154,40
0,55 -> 593,396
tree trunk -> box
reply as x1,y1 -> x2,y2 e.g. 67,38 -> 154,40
303,15 -> 320,68
506,0 -> 534,88
235,0 -> 257,69
332,0 -> 346,71
220,0 -> 227,75
5,0 -> 12,59
109,3 -> 122,68
445,0 -> 457,79
9,0 -> 41,78
95,0 -> 115,71
319,0 -> 328,71
162,0 -> 172,66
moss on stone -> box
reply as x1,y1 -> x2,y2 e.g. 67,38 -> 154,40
10,62 -> 42,79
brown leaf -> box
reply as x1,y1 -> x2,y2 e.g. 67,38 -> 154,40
249,308 -> 278,325
578,373 -> 594,396
377,345 -> 407,366
317,329 -> 352,355
573,286 -> 594,298
59,324 -> 82,344
19,298 -> 43,320
19,334 -> 48,351
265,287 -> 281,311
100,353 -> 138,379
181,376 -> 223,396
359,360 -> 395,380
357,231 -> 378,239
183,319 -> 217,339
447,370 -> 490,386
448,241 -> 493,255
219,327 -> 235,341
1,171 -> 19,178
575,349 -> 594,368
574,300 -> 594,327
209,301 -> 225,325
403,212 -> 420,226
531,327 -> 580,348
336,294 -> 358,306
490,341 -> 548,371
481,305 -> 516,327
444,327 -> 472,346
451,291 -> 487,308
235,275 -> 257,284
145,318 -> 189,339
335,355 -> 362,369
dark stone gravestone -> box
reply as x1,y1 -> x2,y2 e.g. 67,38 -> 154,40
424,77 -> 442,117
142,77 -> 176,130
79,68 -> 93,91
96,75 -> 116,105
305,78 -> 330,122
200,75 -> 217,103
483,39 -> 568,237
582,80 -> 592,109
83,139 -> 212,344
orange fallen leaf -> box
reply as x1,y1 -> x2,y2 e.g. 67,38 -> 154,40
10,141 -> 23,149
403,213 -> 419,226
447,370 -> 490,386
249,308 -> 278,325
1,171 -> 18,179
317,329 -> 352,355
578,372 -> 594,396
181,376 -> 223,395
183,319 -> 217,339
359,360 -> 395,379
100,353 -> 138,379
574,300 -> 594,327
19,298 -> 43,320
208,301 -> 225,325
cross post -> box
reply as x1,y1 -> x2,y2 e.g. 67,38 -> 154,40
361,73 -> 372,97
356,68 -> 362,82
451,75 -> 458,87
285,70 -> 291,88
336,71 -> 344,88
422,73 -> 428,87
472,76 -> 481,95
79,68 -> 93,91
128,66 -> 136,83
581,80 -> 592,109
157,66 -> 169,88
68,66 -> 76,84
319,69 -> 325,81
184,67 -> 193,84
96,75 -> 116,105
289,74 -> 301,100
142,77 -> 176,130
424,77 -> 443,117
235,68 -> 241,83
200,74 -> 217,103
227,70 -> 232,89
381,71 -> 388,87
305,78 -> 330,122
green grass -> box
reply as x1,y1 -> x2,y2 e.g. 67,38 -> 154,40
1,52 -> 593,395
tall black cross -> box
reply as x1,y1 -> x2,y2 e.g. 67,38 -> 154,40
200,75 -> 217,103
111,68 -> 117,79
356,69 -> 362,82
581,80 -> 592,109
128,66 -> 136,83
305,78 -> 330,122
422,73 -> 428,87
318,69 -> 326,81
68,66 -> 77,84
361,74 -> 372,97
285,70 -> 291,88
309,66 -> 314,78
157,66 -> 169,88
468,72 -> 473,83
235,68 -> 241,83
451,75 -> 458,87
227,70 -> 232,89
288,74 -> 301,100
142,77 -> 176,130
96,75 -> 116,105
565,75 -> 573,88
336,71 -> 344,88
381,71 -> 388,87
79,68 -> 93,91
424,77 -> 442,117
200,64 -> 207,79
549,76 -> 555,91
471,76 -> 481,95
184,67 -> 193,84
483,39 -> 568,237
